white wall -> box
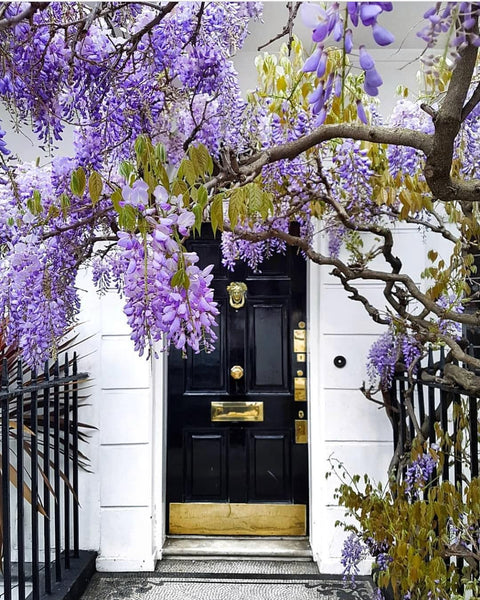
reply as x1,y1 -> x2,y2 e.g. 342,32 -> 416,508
308,223 -> 438,573
76,275 -> 166,572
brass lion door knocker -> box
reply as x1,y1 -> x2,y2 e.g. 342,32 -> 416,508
227,282 -> 247,309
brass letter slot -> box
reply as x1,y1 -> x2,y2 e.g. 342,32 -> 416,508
295,420 -> 308,444
294,377 -> 307,402
211,401 -> 264,422
293,329 -> 307,353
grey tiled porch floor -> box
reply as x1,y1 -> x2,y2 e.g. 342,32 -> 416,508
80,560 -> 375,600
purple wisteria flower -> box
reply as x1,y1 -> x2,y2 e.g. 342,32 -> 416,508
0,122 -> 10,156
367,328 -> 421,389
435,294 -> 464,339
405,448 -> 439,499
117,219 -> 219,358
122,180 -> 150,211
300,2 -> 394,123
341,533 -> 368,583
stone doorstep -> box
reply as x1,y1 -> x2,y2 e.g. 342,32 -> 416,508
161,536 -> 313,561
81,569 -> 376,600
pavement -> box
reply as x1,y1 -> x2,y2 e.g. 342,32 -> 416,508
79,560 -> 375,600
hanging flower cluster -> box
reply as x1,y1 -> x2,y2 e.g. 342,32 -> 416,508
300,2 -> 394,124
117,228 -> 218,358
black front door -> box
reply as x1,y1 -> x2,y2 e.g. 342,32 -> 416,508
166,228 -> 308,536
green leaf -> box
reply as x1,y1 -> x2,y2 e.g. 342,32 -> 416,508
228,188 -> 246,229
88,171 -> 103,206
70,167 -> 86,197
134,134 -> 148,162
119,160 -> 135,183
197,185 -> 208,209
154,143 -> 167,163
189,146 -> 201,178
137,216 -> 148,236
189,144 -> 214,178
118,204 -> 137,231
192,204 -> 203,235
171,269 -> 185,288
111,189 -> 123,213
178,159 -> 196,186
155,162 -> 170,192
60,192 -> 70,218
182,269 -> 190,290
33,189 -> 42,213
261,191 -> 274,218
210,194 -> 224,235
27,190 -> 43,215
246,183 -> 263,216
172,180 -> 188,198
197,144 -> 214,176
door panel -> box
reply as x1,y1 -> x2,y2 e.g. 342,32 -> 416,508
167,226 -> 308,535
186,300 -> 227,392
249,432 -> 291,501
249,303 -> 288,390
185,432 -> 227,501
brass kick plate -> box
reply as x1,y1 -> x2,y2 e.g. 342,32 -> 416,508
211,401 -> 264,422
169,502 -> 306,536
294,377 -> 307,401
295,419 -> 308,444
293,329 -> 307,353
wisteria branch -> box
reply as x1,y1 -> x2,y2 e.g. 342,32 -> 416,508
0,2 -> 50,31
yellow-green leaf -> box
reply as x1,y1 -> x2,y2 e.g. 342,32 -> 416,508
179,159 -> 196,186
71,167 -> 86,198
192,203 -> 203,234
88,171 -> 103,206
210,194 -> 224,235
111,189 -> 123,213
228,188 -> 246,229
197,185 -> 208,209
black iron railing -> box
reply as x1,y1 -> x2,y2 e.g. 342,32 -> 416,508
0,352 -> 88,600
390,347 -> 479,486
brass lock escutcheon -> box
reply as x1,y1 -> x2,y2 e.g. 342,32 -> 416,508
227,281 -> 247,309
293,328 -> 307,353
230,365 -> 244,380
294,376 -> 307,401
295,419 -> 308,444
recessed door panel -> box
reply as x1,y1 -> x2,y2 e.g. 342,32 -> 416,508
249,304 -> 288,391
186,299 -> 227,392
249,432 -> 291,501
185,432 -> 227,501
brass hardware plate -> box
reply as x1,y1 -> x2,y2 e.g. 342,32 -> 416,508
295,419 -> 308,444
230,365 -> 244,380
211,401 -> 264,422
227,281 -> 247,309
296,353 -> 306,363
293,329 -> 306,353
294,376 -> 307,401
169,502 -> 306,536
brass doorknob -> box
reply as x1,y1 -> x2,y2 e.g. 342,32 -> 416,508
230,365 -> 244,380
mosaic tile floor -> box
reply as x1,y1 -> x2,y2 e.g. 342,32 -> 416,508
80,561 -> 375,600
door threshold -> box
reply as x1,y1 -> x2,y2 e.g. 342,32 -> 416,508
162,535 -> 313,561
